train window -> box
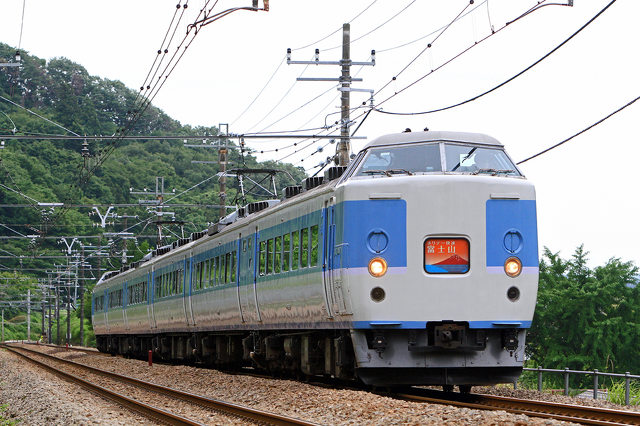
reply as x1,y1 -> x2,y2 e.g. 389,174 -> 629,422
283,233 -> 290,272
275,236 -> 282,274
194,263 -> 201,290
209,258 -> 214,285
231,251 -> 237,282
301,228 -> 309,268
219,255 -> 225,284
355,143 -> 442,176
179,269 -> 184,293
259,241 -> 266,276
223,252 -> 229,283
292,231 -> 299,270
267,239 -> 274,275
444,144 -> 520,176
310,225 -> 319,266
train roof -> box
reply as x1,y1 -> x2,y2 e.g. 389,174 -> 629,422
364,131 -> 503,149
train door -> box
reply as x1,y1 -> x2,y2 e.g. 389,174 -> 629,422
123,281 -> 129,330
104,289 -> 110,332
322,199 -> 350,316
239,231 -> 261,322
146,271 -> 155,329
186,252 -> 196,326
149,267 -> 157,329
181,256 -> 192,326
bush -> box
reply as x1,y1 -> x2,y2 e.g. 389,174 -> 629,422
607,380 -> 640,406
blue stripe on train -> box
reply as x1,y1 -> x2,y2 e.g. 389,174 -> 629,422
486,199 -> 538,268
335,199 -> 407,268
352,320 -> 532,329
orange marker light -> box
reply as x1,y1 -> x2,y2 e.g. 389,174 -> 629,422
504,257 -> 522,278
368,257 -> 388,277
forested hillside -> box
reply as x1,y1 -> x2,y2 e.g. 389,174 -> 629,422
0,42 -> 304,341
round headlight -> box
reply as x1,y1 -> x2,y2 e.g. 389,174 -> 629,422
368,257 -> 388,277
504,257 -> 522,278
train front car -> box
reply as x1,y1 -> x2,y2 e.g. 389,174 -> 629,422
336,131 -> 538,388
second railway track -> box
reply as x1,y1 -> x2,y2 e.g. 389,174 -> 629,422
1,343 -> 317,426
395,387 -> 640,426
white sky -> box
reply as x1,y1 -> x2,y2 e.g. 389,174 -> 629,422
1,0 -> 639,269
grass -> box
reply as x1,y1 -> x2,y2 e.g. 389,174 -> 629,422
607,380 -> 640,406
0,404 -> 19,426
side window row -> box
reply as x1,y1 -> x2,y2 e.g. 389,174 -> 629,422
94,295 -> 105,312
155,268 -> 184,299
193,250 -> 237,291
108,288 -> 123,308
128,281 -> 148,306
259,225 -> 319,276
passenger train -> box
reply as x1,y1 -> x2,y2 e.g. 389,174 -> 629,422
92,130 -> 538,390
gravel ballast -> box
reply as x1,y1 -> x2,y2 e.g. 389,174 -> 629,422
1,344 -> 589,425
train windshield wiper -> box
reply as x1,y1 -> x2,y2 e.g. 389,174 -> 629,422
472,169 -> 515,176
363,169 -> 413,177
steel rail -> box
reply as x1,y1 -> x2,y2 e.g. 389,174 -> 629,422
3,343 -> 317,426
397,388 -> 640,425
1,344 -> 203,425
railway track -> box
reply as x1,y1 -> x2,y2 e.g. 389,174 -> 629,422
396,387 -> 640,426
1,343 -> 317,426
16,343 -> 640,425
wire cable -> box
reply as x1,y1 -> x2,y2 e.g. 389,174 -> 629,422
374,0 -> 616,116
376,0 -> 488,53
291,0 -> 378,51
0,95 -> 80,136
321,0 -> 417,52
372,0 -> 568,111
517,93 -> 640,165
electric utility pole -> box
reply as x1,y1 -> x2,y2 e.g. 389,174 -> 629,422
287,24 -> 375,166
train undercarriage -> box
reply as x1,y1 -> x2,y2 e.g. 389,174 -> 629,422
96,325 -> 525,389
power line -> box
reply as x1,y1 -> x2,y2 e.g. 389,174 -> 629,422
0,95 -> 80,136
376,0 -> 488,53
517,93 -> 640,165
290,0 -> 378,51
374,0 -> 616,116
372,0 -> 571,112
320,0 -> 417,52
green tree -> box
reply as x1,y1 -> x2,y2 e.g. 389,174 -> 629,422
526,246 -> 640,383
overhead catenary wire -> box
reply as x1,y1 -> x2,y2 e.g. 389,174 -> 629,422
517,93 -> 640,165
372,0 -> 569,112
376,0 -> 482,97
376,0 -> 488,53
290,0 -> 378,51
374,0 -> 617,116
320,0 -> 418,52
0,95 -> 81,136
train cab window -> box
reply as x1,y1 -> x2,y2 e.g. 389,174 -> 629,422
283,233 -> 291,272
259,242 -> 266,276
444,144 -> 521,176
310,225 -> 319,266
301,228 -> 309,268
355,143 -> 442,176
275,236 -> 282,274
292,231 -> 299,270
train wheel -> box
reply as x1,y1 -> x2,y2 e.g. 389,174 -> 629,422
459,385 -> 472,394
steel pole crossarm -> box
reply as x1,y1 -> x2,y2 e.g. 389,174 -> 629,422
338,87 -> 374,93
0,63 -> 20,67
296,77 -> 363,82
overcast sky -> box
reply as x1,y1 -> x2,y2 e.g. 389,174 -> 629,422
1,0 -> 638,269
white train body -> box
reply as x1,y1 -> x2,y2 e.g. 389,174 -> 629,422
92,131 -> 538,387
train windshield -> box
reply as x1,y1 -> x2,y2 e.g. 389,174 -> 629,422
355,143 -> 442,176
444,144 -> 521,176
